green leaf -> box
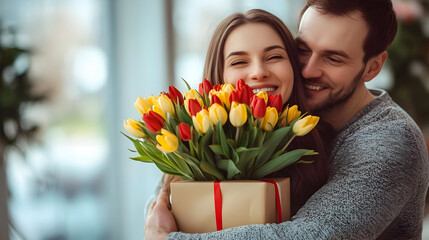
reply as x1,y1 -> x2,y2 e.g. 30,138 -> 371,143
151,157 -> 180,176
256,129 -> 265,147
164,153 -> 195,180
209,144 -> 225,156
141,141 -> 163,159
217,159 -> 241,180
189,139 -> 199,159
177,104 -> 193,125
200,158 -> 225,180
235,147 -> 260,177
165,113 -> 179,132
239,131 -> 249,147
130,156 -> 153,162
122,131 -> 153,158
255,126 -> 291,168
181,77 -> 192,90
172,152 -> 207,180
200,127 -> 215,166
226,139 -> 236,149
180,152 -> 200,165
216,121 -> 230,157
252,149 -> 317,179
229,143 -> 239,164
248,127 -> 258,147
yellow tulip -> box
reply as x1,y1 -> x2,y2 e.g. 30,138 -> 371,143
153,104 -> 166,120
192,109 -> 212,134
124,119 -> 145,138
209,89 -> 231,110
156,129 -> 179,153
134,97 -> 152,116
259,107 -> 279,131
256,91 -> 268,104
147,95 -> 158,106
157,94 -> 175,118
221,83 -> 236,95
229,102 -> 247,127
292,115 -> 320,136
185,89 -> 204,104
280,105 -> 302,127
208,103 -> 228,126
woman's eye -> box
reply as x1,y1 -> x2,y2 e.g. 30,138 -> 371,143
267,55 -> 283,61
231,61 -> 246,66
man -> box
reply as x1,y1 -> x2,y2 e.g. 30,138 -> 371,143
145,0 -> 429,239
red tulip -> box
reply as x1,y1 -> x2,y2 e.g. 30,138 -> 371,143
233,79 -> 253,105
250,95 -> 266,119
238,86 -> 253,105
236,79 -> 246,90
168,86 -> 184,105
188,98 -> 202,117
213,84 -> 222,91
229,91 -> 240,104
268,94 -> 282,114
143,111 -> 164,133
178,123 -> 192,141
198,78 -> 213,96
161,91 -> 171,99
211,94 -> 222,106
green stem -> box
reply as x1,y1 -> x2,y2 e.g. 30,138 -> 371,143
235,127 -> 240,143
280,135 -> 296,154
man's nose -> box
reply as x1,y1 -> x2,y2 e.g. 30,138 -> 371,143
301,55 -> 322,79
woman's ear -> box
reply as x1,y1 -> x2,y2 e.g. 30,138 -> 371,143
362,51 -> 388,82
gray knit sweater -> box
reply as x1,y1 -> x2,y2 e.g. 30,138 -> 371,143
168,89 -> 429,240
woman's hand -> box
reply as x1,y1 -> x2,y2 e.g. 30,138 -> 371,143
144,188 -> 178,240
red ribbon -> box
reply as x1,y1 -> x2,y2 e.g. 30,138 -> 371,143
213,180 -> 282,231
214,181 -> 223,231
260,179 -> 283,223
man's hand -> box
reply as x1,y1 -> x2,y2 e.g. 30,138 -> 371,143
144,188 -> 178,240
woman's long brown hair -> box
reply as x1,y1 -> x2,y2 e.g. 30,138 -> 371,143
203,9 -> 331,216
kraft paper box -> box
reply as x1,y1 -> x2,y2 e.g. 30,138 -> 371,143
170,178 -> 290,233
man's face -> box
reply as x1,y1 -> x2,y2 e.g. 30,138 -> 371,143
296,7 -> 369,113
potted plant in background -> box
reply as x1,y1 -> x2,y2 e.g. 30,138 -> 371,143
0,23 -> 44,240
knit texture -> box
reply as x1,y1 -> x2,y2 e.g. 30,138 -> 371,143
168,90 -> 429,240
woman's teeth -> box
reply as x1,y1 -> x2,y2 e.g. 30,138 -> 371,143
252,88 -> 275,94
305,84 -> 324,90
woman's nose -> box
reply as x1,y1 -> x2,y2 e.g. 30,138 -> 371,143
249,62 -> 269,81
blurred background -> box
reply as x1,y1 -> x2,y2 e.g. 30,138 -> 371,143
0,0 -> 428,239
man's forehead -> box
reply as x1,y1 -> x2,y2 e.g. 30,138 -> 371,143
297,7 -> 368,57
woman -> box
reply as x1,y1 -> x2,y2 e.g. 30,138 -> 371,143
147,9 -> 331,239
204,8 -> 330,215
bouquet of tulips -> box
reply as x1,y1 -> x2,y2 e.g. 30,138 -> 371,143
123,79 -> 319,181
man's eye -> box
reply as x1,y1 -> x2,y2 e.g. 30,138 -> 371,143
327,57 -> 342,64
297,48 -> 310,55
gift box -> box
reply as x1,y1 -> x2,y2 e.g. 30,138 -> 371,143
170,178 -> 290,233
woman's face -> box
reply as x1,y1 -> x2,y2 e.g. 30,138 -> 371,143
223,23 -> 294,103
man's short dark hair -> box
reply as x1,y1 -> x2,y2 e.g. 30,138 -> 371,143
300,0 -> 398,63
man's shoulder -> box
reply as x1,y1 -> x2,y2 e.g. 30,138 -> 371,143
333,91 -> 428,167
344,89 -> 421,139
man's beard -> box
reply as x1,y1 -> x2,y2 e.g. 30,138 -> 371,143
309,64 -> 366,113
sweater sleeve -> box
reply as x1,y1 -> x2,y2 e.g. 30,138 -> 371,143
167,119 -> 427,240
